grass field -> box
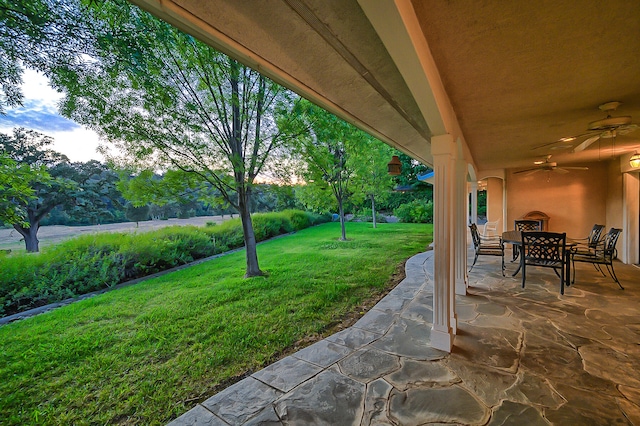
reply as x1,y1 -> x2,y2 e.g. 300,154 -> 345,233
0,222 -> 432,425
0,216 -> 230,252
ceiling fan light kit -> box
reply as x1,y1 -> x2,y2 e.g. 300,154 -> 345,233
630,152 -> 640,168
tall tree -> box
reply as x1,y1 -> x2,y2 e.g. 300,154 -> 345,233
0,128 -> 76,251
0,0 -> 92,113
352,139 -> 395,228
291,100 -> 369,240
55,1 -> 302,276
0,152 -> 49,226
66,160 -> 124,225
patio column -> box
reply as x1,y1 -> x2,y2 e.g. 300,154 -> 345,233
622,172 -> 640,264
455,153 -> 468,296
469,181 -> 478,225
431,134 -> 455,352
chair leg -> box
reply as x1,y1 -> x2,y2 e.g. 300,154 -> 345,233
571,257 -> 576,284
594,263 -> 606,277
560,266 -> 565,295
521,262 -> 526,288
501,253 -> 505,277
605,262 -> 624,290
469,252 -> 479,273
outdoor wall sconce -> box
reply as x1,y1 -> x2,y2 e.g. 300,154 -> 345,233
630,152 -> 640,168
387,155 -> 402,175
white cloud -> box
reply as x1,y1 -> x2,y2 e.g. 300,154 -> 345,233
0,69 -> 103,162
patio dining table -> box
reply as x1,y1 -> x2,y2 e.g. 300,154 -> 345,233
502,230 -> 575,286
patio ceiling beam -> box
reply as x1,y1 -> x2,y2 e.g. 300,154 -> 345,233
358,0 -> 475,170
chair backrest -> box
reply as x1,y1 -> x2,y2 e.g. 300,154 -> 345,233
587,224 -> 605,248
482,219 -> 499,236
515,219 -> 541,232
522,231 -> 566,263
469,223 -> 481,249
601,228 -> 622,259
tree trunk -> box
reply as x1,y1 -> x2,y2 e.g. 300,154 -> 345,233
338,198 -> 347,241
239,203 -> 263,277
370,194 -> 377,229
14,223 -> 40,252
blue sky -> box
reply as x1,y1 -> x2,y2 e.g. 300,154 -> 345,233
0,69 -> 102,162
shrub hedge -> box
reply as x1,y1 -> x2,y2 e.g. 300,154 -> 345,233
0,210 -> 330,317
394,200 -> 434,223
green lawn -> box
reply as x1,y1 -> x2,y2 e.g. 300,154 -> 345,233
0,222 -> 432,425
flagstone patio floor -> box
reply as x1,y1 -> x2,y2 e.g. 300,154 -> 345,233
169,247 -> 640,425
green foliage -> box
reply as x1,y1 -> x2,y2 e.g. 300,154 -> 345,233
0,222 -> 432,424
281,209 -> 312,230
352,208 -> 388,224
0,211 -> 329,316
0,153 -> 49,226
394,199 -> 434,223
125,203 -> 150,225
0,0 -> 92,113
478,190 -> 487,217
250,213 -> 293,241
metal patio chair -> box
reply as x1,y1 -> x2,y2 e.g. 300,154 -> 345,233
515,219 -> 542,232
469,223 -> 505,276
512,219 -> 542,261
482,219 -> 500,237
569,224 -> 605,256
521,231 -> 567,294
571,228 -> 624,289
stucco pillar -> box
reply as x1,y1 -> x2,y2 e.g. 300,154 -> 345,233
622,172 -> 639,264
487,177 -> 504,228
455,153 -> 468,297
431,134 -> 455,352
470,181 -> 478,225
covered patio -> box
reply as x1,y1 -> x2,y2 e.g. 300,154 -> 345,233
125,0 -> 640,423
169,248 -> 640,424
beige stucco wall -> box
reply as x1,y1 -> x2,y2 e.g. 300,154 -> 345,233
606,159 -> 624,232
506,162 -> 607,238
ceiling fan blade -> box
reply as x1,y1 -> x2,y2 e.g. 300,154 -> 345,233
616,124 -> 639,136
554,168 -> 570,174
514,168 -> 540,175
531,140 -> 569,151
562,166 -> 589,170
531,131 -> 599,151
573,135 -> 601,152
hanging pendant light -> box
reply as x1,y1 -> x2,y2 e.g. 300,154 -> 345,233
630,152 -> 640,168
387,155 -> 402,175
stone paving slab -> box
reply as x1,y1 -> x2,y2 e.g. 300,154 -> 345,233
251,356 -> 323,393
290,339 -> 351,368
167,249 -> 640,425
199,378 -> 283,425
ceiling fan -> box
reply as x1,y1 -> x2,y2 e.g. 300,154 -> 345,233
534,101 -> 639,153
514,155 -> 589,175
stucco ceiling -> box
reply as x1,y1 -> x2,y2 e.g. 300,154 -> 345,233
412,0 -> 640,171
131,0 -> 640,173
